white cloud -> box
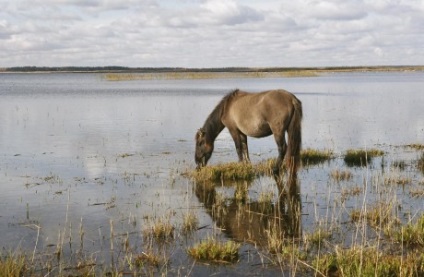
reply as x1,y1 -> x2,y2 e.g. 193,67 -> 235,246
0,0 -> 423,67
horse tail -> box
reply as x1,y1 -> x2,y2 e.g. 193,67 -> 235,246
286,96 -> 302,178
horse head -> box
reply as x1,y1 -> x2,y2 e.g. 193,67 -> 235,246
194,128 -> 214,169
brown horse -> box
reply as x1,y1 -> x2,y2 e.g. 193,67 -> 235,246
195,89 -> 302,179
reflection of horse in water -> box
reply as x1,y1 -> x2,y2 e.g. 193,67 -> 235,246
195,89 -> 302,185
195,178 -> 302,248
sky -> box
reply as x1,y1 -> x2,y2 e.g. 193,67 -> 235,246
1,0 -> 423,68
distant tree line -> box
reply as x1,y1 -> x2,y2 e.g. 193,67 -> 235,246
4,65 -> 423,73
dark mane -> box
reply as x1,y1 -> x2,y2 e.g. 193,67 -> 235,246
202,89 -> 239,140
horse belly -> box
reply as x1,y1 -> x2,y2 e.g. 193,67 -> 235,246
239,119 -> 272,138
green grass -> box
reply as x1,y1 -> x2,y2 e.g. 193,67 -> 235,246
190,162 -> 256,182
314,247 -> 424,277
187,238 -> 240,263
392,214 -> 424,246
344,148 -> 384,166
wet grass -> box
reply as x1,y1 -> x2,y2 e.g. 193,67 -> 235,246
313,247 -> 424,277
187,237 -> 240,263
301,148 -> 333,166
190,162 -> 256,182
189,148 -> 333,182
344,148 -> 384,166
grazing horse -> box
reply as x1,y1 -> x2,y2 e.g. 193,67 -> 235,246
195,89 -> 302,181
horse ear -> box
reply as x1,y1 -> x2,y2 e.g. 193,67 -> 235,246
196,128 -> 205,140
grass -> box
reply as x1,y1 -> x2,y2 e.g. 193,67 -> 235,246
330,169 -> 353,181
301,148 -> 333,166
344,148 -> 384,166
0,252 -> 27,277
187,237 -> 240,263
143,217 -> 175,242
182,212 -> 199,234
104,70 -> 319,81
190,148 -> 333,183
350,203 -> 395,228
190,162 -> 256,182
418,153 -> 424,173
392,214 -> 424,246
314,246 -> 424,277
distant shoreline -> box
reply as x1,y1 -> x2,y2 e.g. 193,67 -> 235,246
1,65 -> 423,74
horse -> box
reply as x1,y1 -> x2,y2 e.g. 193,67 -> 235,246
195,89 -> 302,182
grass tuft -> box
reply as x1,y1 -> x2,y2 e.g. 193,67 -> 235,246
301,148 -> 333,166
182,212 -> 199,234
344,148 -> 384,166
330,169 -> 353,182
143,218 -> 175,242
190,162 -> 256,182
0,252 -> 27,277
392,214 -> 424,246
314,246 -> 424,277
187,237 -> 240,263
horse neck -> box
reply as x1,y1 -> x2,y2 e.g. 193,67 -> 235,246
203,106 -> 225,143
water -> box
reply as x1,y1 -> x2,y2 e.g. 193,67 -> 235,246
0,72 -> 423,275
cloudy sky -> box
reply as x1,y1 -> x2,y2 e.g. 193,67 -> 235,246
1,0 -> 423,68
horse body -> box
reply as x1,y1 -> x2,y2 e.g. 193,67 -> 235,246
195,89 -> 302,180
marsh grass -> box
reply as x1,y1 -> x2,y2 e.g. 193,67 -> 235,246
143,217 -> 175,242
182,212 -> 199,234
344,148 -> 384,166
187,237 -> 240,263
392,214 -> 424,246
301,148 -> 333,166
104,70 -> 319,81
133,251 -> 162,268
314,246 -> 424,277
418,153 -> 424,173
384,175 -> 412,186
406,143 -> 424,150
0,252 -> 27,277
191,162 -> 256,182
330,169 -> 353,182
350,203 -> 395,228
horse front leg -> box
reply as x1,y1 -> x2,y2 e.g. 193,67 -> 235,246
239,133 -> 250,163
228,128 -> 244,162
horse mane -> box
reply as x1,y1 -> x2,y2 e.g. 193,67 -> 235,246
202,89 -> 239,141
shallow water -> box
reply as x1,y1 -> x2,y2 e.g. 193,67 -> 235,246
0,72 -> 423,275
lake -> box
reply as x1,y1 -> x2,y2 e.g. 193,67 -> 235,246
0,72 -> 423,275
